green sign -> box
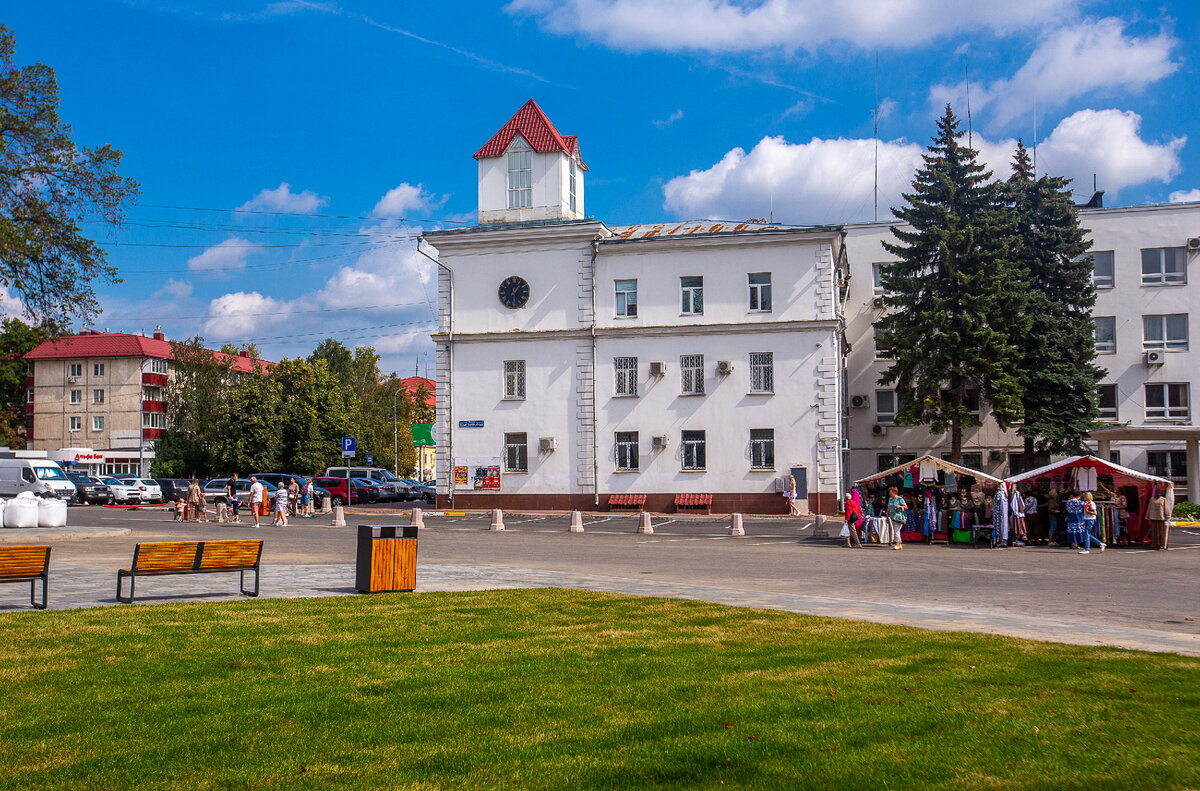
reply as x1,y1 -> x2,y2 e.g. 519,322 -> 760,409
411,422 -> 435,447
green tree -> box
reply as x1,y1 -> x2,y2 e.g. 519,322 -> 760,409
155,336 -> 234,477
1004,141 -> 1101,463
876,105 -> 1028,462
0,26 -> 138,325
213,361 -> 281,473
0,317 -> 60,447
275,357 -> 350,474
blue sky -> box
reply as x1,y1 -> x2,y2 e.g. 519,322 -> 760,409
5,1 -> 1198,372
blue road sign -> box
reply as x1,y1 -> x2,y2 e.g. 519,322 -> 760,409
342,436 -> 356,457
366,455 -> 374,466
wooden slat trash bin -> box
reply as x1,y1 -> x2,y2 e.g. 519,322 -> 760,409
355,524 -> 417,593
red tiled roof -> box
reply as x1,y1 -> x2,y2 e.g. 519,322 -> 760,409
474,99 -> 588,171
400,375 -> 436,408
23,332 -> 272,373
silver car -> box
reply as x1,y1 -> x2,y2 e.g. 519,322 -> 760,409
103,477 -> 144,504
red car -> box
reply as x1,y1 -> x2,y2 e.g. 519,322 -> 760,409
310,477 -> 379,507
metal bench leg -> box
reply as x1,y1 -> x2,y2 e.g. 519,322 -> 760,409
116,571 -> 134,603
240,567 -> 260,597
31,575 -> 47,610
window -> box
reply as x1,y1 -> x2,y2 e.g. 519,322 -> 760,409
680,276 -> 703,314
504,432 -> 528,472
876,390 -> 901,423
615,431 -> 639,471
872,263 -> 892,296
614,357 -> 638,396
149,358 -> 169,375
93,389 -> 104,404
506,139 -> 532,209
1143,314 -> 1189,351
680,354 -> 704,395
1098,384 -> 1118,422
1147,451 -> 1188,488
569,159 -> 577,214
503,360 -> 526,399
26,388 -> 33,404
69,390 -> 81,405
68,363 -> 82,378
142,412 -> 167,429
1145,383 -> 1189,420
143,386 -> 162,401
878,453 -> 917,472
873,326 -> 894,360
615,279 -> 638,317
748,272 -> 772,311
750,429 -> 774,469
1141,247 -> 1186,285
940,452 -> 983,469
1094,316 -> 1116,353
940,388 -> 981,416
1089,251 -> 1115,288
69,416 -> 81,432
93,363 -> 105,377
92,416 -> 104,432
749,352 -> 774,393
681,430 -> 706,470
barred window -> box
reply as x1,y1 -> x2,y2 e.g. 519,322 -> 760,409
750,429 -> 774,469
504,432 -> 528,472
680,354 -> 704,395
504,360 -> 526,399
748,272 -> 772,311
615,431 -> 639,471
749,352 -> 773,393
614,357 -> 638,396
681,430 -> 706,470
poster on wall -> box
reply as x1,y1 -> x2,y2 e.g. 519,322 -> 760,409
452,458 -> 502,492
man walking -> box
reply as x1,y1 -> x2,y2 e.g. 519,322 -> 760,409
226,473 -> 241,524
249,476 -> 265,528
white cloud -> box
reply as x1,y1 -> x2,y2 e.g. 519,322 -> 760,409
187,237 -> 258,275
371,183 -> 444,218
373,328 -> 432,356
653,109 -> 684,129
1169,188 -> 1200,203
0,286 -> 28,320
316,231 -> 433,310
201,291 -> 290,338
506,0 -> 1077,53
154,278 -> 194,300
237,182 -> 329,214
662,109 -> 1184,224
929,18 -> 1178,127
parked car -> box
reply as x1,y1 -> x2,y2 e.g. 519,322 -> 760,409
249,473 -> 331,509
154,478 -> 192,502
102,477 -> 144,504
0,456 -> 78,500
323,466 -> 407,501
66,472 -> 113,504
310,476 -> 378,507
202,477 -> 279,507
398,478 -> 435,503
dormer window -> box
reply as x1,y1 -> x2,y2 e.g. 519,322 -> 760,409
507,137 -> 532,209
569,158 -> 577,213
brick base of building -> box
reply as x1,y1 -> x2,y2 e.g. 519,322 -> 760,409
435,492 -> 839,516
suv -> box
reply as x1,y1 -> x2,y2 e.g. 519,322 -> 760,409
102,477 -> 144,504
67,472 -> 112,505
154,478 -> 192,502
311,476 -> 377,507
324,467 -> 408,502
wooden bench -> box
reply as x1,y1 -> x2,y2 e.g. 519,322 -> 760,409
0,545 -> 50,610
608,493 -> 647,511
117,540 -> 263,604
674,493 -> 713,514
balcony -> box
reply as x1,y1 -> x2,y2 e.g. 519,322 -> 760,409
142,372 -> 168,387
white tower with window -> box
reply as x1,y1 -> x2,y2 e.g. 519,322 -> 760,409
475,99 -> 587,224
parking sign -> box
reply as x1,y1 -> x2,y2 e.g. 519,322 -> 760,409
342,436 -> 356,457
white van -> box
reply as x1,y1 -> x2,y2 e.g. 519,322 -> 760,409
0,458 -> 78,500
323,467 -> 408,502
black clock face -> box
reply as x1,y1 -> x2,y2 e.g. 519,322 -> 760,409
498,275 -> 530,309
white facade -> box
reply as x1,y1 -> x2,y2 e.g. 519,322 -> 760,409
477,135 -> 585,225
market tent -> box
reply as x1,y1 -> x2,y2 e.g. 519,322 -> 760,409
854,454 -> 1004,487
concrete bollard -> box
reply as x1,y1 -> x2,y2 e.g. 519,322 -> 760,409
332,505 -> 346,527
811,514 -> 829,537
216,502 -> 228,523
411,507 -> 425,528
637,510 -> 654,534
490,508 -> 505,531
569,510 -> 584,532
729,512 -> 745,536
320,496 -> 332,514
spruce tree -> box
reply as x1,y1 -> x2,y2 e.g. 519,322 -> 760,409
876,105 -> 1028,463
1003,141 -> 1101,464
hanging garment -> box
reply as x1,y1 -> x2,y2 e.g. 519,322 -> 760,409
919,458 -> 937,483
1077,467 -> 1097,491
1010,488 -> 1027,542
992,486 -> 1010,543
924,492 -> 937,535
945,473 -> 958,493
903,469 -> 914,489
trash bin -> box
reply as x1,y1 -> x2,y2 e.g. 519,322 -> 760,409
355,524 -> 417,593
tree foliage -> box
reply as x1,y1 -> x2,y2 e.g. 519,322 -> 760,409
876,105 -> 1028,462
0,316 -> 60,447
0,26 -> 138,325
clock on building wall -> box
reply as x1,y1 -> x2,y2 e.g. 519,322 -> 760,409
498,275 -> 530,309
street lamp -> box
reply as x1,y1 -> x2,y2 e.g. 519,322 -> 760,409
393,384 -> 399,477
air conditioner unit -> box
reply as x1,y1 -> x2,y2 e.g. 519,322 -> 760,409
871,424 -> 887,437
1188,237 -> 1200,250
1144,350 -> 1165,366
67,377 -> 78,384
850,394 -> 870,409
539,437 -> 557,452
717,360 -> 733,375
652,434 -> 670,449
871,296 -> 886,310
648,361 -> 666,377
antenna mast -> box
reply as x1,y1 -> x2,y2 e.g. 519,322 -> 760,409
1032,97 -> 1038,176
965,63 -> 973,148
874,51 -> 879,223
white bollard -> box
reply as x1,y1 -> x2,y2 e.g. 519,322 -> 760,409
216,502 -> 228,523
332,505 -> 346,527
411,507 -> 425,528
490,508 -> 505,531
729,512 -> 745,536
569,510 -> 584,533
637,510 -> 654,534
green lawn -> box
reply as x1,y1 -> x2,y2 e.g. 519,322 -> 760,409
0,589 -> 1197,789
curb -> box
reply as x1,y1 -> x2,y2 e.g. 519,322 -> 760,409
0,526 -> 133,543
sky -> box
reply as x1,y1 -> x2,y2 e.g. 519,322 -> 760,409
5,0 -> 1199,374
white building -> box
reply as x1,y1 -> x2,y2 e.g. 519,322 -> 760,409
844,200 -> 1200,502
425,101 -> 846,513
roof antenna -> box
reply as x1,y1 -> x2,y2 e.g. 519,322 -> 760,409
1032,97 -> 1038,177
965,63 -> 973,148
874,51 -> 879,222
